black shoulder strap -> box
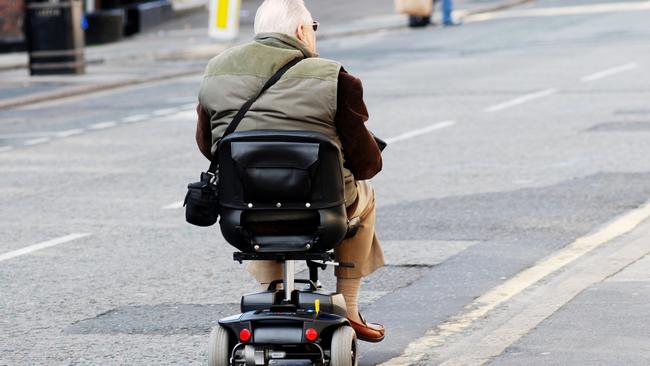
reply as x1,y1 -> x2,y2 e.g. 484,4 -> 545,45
222,57 -> 303,137
208,57 -> 302,173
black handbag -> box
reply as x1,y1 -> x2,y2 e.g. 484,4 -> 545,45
184,57 -> 303,227
184,171 -> 220,227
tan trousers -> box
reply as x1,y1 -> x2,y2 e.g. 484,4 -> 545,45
247,180 -> 385,282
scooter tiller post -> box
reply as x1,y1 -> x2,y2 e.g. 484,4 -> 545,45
283,260 -> 295,302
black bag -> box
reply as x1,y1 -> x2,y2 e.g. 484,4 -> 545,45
184,171 -> 219,227
184,57 -> 303,227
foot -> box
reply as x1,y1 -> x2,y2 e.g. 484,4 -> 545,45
348,313 -> 385,343
443,20 -> 461,26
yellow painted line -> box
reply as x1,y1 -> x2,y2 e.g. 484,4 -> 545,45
464,1 -> 650,22
381,200 -> 650,366
217,0 -> 229,29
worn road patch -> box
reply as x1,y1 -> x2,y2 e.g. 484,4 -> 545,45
65,303 -> 240,335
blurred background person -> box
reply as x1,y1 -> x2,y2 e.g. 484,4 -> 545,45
409,0 -> 459,27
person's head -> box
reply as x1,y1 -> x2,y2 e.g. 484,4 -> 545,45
254,0 -> 318,54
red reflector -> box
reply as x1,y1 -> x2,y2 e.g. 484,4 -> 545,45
239,328 -> 251,342
305,328 -> 318,342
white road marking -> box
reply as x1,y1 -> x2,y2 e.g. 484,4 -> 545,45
0,233 -> 92,262
0,129 -> 85,140
581,62 -> 639,82
484,88 -> 558,113
382,200 -> 650,366
24,137 -> 51,146
153,108 -> 180,116
0,129 -> 83,143
122,114 -> 150,123
0,146 -> 14,153
55,129 -> 85,138
465,1 -> 650,22
0,132 -> 58,139
162,201 -> 184,210
180,103 -> 198,110
385,120 -> 456,144
88,121 -> 118,130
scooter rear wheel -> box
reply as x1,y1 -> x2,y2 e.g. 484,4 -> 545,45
330,325 -> 358,366
208,325 -> 230,366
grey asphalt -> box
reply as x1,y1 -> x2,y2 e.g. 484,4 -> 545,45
2,0 -> 650,365
0,0 -> 514,108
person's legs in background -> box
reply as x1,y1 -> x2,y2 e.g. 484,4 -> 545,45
407,0 -> 459,28
408,0 -> 436,27
441,0 -> 458,26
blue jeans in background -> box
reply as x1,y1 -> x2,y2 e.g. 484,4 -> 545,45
441,0 -> 454,25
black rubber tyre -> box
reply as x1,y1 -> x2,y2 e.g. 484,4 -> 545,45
330,326 -> 358,366
208,325 -> 230,366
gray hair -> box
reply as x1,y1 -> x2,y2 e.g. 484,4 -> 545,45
254,0 -> 313,36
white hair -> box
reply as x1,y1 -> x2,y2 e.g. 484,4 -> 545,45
254,0 -> 313,36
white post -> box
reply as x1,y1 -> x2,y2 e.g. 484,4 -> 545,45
209,0 -> 241,40
85,0 -> 95,13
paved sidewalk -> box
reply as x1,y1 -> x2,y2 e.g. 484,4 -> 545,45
490,215 -> 650,365
0,0 -> 532,110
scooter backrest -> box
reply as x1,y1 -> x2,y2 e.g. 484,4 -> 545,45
217,130 -> 349,253
218,130 -> 346,210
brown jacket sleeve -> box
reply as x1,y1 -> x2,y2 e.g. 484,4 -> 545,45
196,103 -> 213,160
336,70 -> 383,180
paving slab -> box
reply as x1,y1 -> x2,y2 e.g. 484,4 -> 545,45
489,221 -> 650,366
492,281 -> 650,365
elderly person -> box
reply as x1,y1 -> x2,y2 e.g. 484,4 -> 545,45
194,0 -> 385,343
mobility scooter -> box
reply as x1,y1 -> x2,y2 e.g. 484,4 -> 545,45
208,130 -> 362,366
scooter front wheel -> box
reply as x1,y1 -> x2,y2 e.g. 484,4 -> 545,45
208,325 -> 231,366
330,325 -> 358,366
